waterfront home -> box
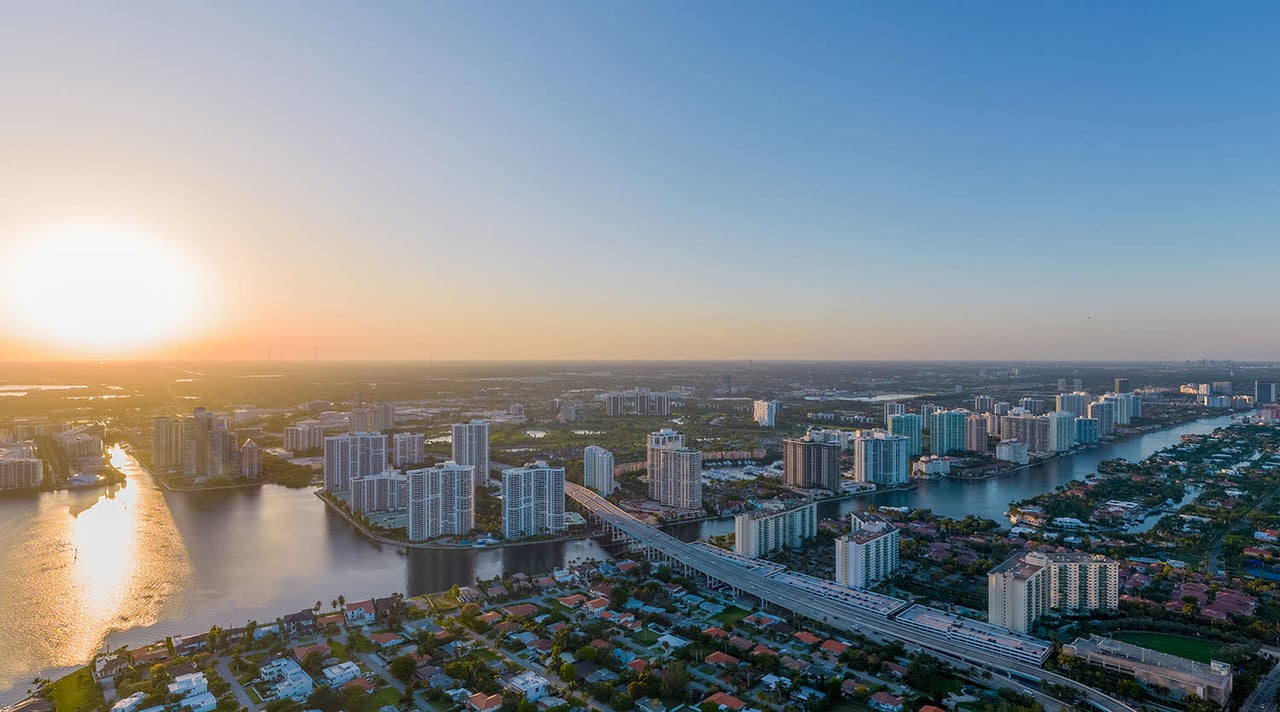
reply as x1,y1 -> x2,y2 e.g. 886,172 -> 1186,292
281,610 -> 316,636
345,600 -> 376,626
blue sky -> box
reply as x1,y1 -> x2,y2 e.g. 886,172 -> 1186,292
0,2 -> 1276,359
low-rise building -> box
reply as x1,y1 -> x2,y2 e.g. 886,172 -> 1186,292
505,671 -> 547,702
322,661 -> 361,687
1064,636 -> 1232,706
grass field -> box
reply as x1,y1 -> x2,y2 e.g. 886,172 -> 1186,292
370,687 -> 404,708
1110,631 -> 1222,663
48,667 -> 99,712
634,629 -> 660,645
713,606 -> 752,628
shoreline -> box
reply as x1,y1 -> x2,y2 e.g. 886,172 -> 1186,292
314,490 -> 593,550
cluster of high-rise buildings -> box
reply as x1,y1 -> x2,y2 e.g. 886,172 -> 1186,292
603,387 -> 672,417
152,408 -> 261,480
320,420 -> 574,543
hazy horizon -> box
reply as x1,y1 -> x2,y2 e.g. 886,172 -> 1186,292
3,2 -> 1277,362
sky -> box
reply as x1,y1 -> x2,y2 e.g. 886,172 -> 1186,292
0,1 -> 1277,362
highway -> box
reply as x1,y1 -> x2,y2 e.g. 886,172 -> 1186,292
566,483 -> 1136,712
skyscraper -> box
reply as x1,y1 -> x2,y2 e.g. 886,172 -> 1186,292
240,439 -> 261,478
323,432 -> 387,493
835,513 -> 899,590
887,413 -> 922,456
501,462 -> 566,540
852,430 -> 909,486
452,420 -> 491,486
1257,381 -> 1277,405
1088,400 -> 1116,437
1056,392 -> 1091,418
988,551 -> 1119,633
392,432 -> 426,468
646,428 -> 685,499
883,402 -> 906,424
351,470 -> 408,514
752,400 -> 779,427
583,445 -> 615,495
1074,417 -> 1099,444
735,502 -> 817,558
783,437 -> 842,492
973,395 -> 995,412
407,461 -> 474,541
284,421 -> 325,452
1113,378 -> 1131,393
1045,411 -> 1076,452
928,409 -> 968,455
651,447 -> 703,509
966,413 -> 990,452
1017,398 -> 1047,415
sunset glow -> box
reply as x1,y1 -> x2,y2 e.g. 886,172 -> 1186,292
2,224 -> 207,354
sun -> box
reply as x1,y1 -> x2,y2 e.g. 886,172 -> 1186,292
2,223 -> 207,354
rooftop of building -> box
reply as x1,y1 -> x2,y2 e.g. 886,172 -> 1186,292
1066,636 -> 1230,689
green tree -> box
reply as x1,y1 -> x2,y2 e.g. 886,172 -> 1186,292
559,664 -> 577,683
389,655 -> 417,684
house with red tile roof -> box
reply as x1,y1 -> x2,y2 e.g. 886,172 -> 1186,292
705,651 -> 740,667
478,611 -> 502,625
503,604 -> 538,618
700,692 -> 746,711
467,692 -> 503,712
345,600 -> 376,627
751,643 -> 779,658
557,594 -> 588,608
870,691 -> 904,712
727,636 -> 754,652
793,631 -> 821,645
820,639 -> 850,656
627,659 -> 650,673
703,626 -> 729,638
292,643 -> 330,662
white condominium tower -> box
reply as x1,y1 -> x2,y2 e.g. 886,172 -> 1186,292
583,445 -> 615,495
752,400 -> 779,427
835,512 -> 900,589
407,461 -> 475,541
734,502 -> 817,558
392,432 -> 426,468
283,421 -> 325,452
323,432 -> 387,493
452,420 -> 491,486
852,430 -> 909,486
988,551 -> 1119,633
501,461 -> 566,540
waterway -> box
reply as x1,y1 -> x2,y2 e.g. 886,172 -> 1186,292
0,412 -> 1239,703
0,446 -> 608,704
670,413 -> 1243,540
